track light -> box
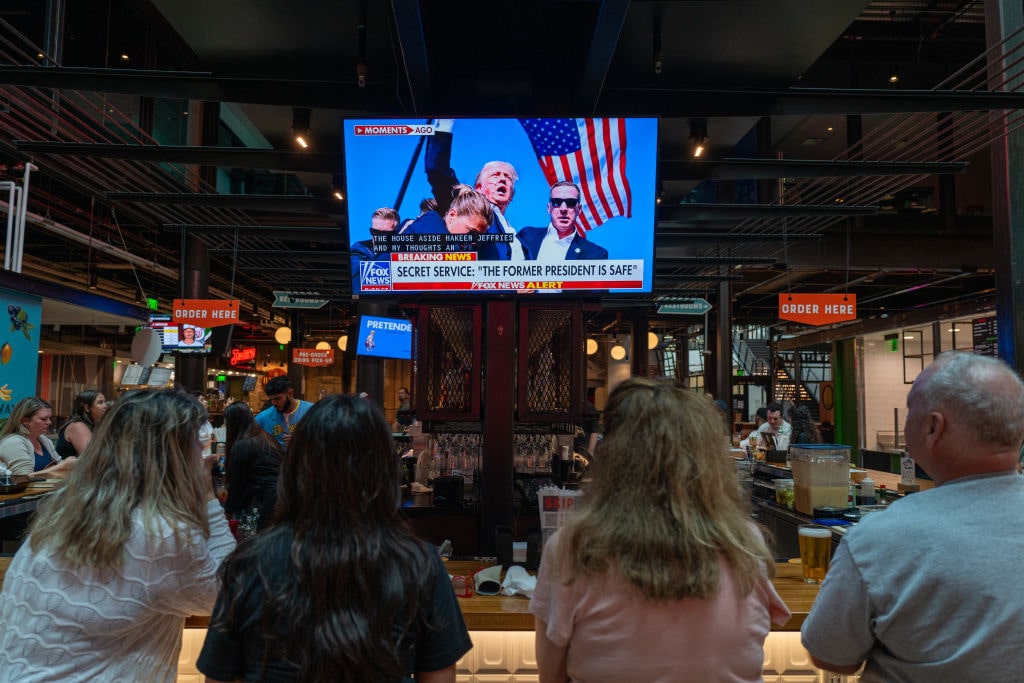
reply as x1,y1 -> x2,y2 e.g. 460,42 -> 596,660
689,119 -> 709,158
291,107 -> 312,149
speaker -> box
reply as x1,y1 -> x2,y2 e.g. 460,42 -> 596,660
130,328 -> 162,366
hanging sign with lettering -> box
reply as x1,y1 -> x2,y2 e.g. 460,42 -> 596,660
292,348 -> 335,366
172,299 -> 240,327
230,346 -> 257,367
778,293 -> 857,326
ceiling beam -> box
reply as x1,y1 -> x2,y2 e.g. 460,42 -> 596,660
14,141 -> 340,173
575,0 -> 631,114
14,142 -> 969,183
662,158 -> 969,181
598,86 -> 1024,117
105,192 -> 342,215
163,224 -> 347,242
3,66 -> 1024,116
659,203 -> 878,221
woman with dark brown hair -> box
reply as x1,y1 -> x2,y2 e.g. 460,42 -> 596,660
198,394 -> 471,682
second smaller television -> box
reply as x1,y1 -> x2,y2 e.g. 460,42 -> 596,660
356,315 -> 413,360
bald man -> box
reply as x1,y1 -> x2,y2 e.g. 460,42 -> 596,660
802,351 -> 1024,682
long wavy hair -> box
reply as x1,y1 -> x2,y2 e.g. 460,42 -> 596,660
559,377 -> 772,601
27,389 -> 211,568
0,396 -> 51,439
215,394 -> 436,682
788,405 -> 823,444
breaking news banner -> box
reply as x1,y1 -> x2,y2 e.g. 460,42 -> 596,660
359,252 -> 643,293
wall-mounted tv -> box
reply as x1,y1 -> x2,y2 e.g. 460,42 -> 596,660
355,315 -> 413,360
343,117 -> 658,296
148,314 -> 212,354
242,375 -> 258,392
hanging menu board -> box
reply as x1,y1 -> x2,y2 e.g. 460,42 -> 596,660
972,316 -> 997,356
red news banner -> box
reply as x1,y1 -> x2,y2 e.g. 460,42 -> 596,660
387,252 -> 644,292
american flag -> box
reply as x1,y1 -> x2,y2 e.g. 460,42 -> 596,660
519,118 -> 631,233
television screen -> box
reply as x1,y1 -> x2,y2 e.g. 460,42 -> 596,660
175,323 -> 212,354
355,315 -> 413,360
343,117 -> 658,296
242,375 -> 258,392
147,315 -> 212,354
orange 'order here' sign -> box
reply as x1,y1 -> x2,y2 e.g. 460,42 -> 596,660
292,348 -> 334,366
778,293 -> 857,326
172,299 -> 240,327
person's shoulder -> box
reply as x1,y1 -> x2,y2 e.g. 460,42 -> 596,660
405,212 -> 446,234
254,406 -> 274,422
516,226 -> 545,237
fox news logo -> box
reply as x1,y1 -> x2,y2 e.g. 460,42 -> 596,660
359,260 -> 392,291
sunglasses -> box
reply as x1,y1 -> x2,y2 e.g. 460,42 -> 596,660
549,197 -> 580,209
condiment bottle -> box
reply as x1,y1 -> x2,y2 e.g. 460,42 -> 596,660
861,476 -> 876,505
878,484 -> 888,505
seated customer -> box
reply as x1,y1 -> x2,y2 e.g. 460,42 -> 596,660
530,377 -> 790,682
802,352 -> 1024,681
55,389 -> 109,458
0,389 -> 235,681
0,396 -> 76,477
198,394 -> 472,683
222,401 -> 282,530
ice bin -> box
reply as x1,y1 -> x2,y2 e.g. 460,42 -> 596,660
789,444 -> 851,515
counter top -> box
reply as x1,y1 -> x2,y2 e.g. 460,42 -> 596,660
1,555 -> 819,634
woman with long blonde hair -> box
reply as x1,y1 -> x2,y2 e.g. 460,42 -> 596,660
530,377 -> 790,682
0,389 -> 235,682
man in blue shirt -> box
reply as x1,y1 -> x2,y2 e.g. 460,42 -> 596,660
255,376 -> 313,448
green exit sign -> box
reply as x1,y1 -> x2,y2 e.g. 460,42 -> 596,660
216,374 -> 226,382
147,297 -> 159,311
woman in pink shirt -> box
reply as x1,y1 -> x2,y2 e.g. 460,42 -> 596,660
530,378 -> 791,682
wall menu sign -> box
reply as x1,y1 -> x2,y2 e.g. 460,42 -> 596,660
292,348 -> 334,366
778,293 -> 857,326
172,299 -> 240,327
971,316 -> 997,356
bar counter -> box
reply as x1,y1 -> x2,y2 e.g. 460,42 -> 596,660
0,557 -> 818,632
1,556 -> 828,681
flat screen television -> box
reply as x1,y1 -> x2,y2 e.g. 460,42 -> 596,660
355,315 -> 413,360
242,375 -> 258,392
343,117 -> 658,296
148,314 -> 212,354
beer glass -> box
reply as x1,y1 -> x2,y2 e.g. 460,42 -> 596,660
798,524 -> 832,584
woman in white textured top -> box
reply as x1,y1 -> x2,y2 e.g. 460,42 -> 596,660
0,389 -> 236,683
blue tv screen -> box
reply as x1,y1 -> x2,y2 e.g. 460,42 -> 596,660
343,117 -> 658,296
355,315 -> 413,360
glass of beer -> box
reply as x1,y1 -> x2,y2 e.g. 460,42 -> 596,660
798,524 -> 833,584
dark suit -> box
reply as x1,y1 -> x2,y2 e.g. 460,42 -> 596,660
425,131 -> 512,260
350,232 -> 391,293
516,226 -> 609,260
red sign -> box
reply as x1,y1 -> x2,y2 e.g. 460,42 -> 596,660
172,299 -> 240,327
230,346 -> 256,367
292,348 -> 335,366
778,293 -> 857,326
